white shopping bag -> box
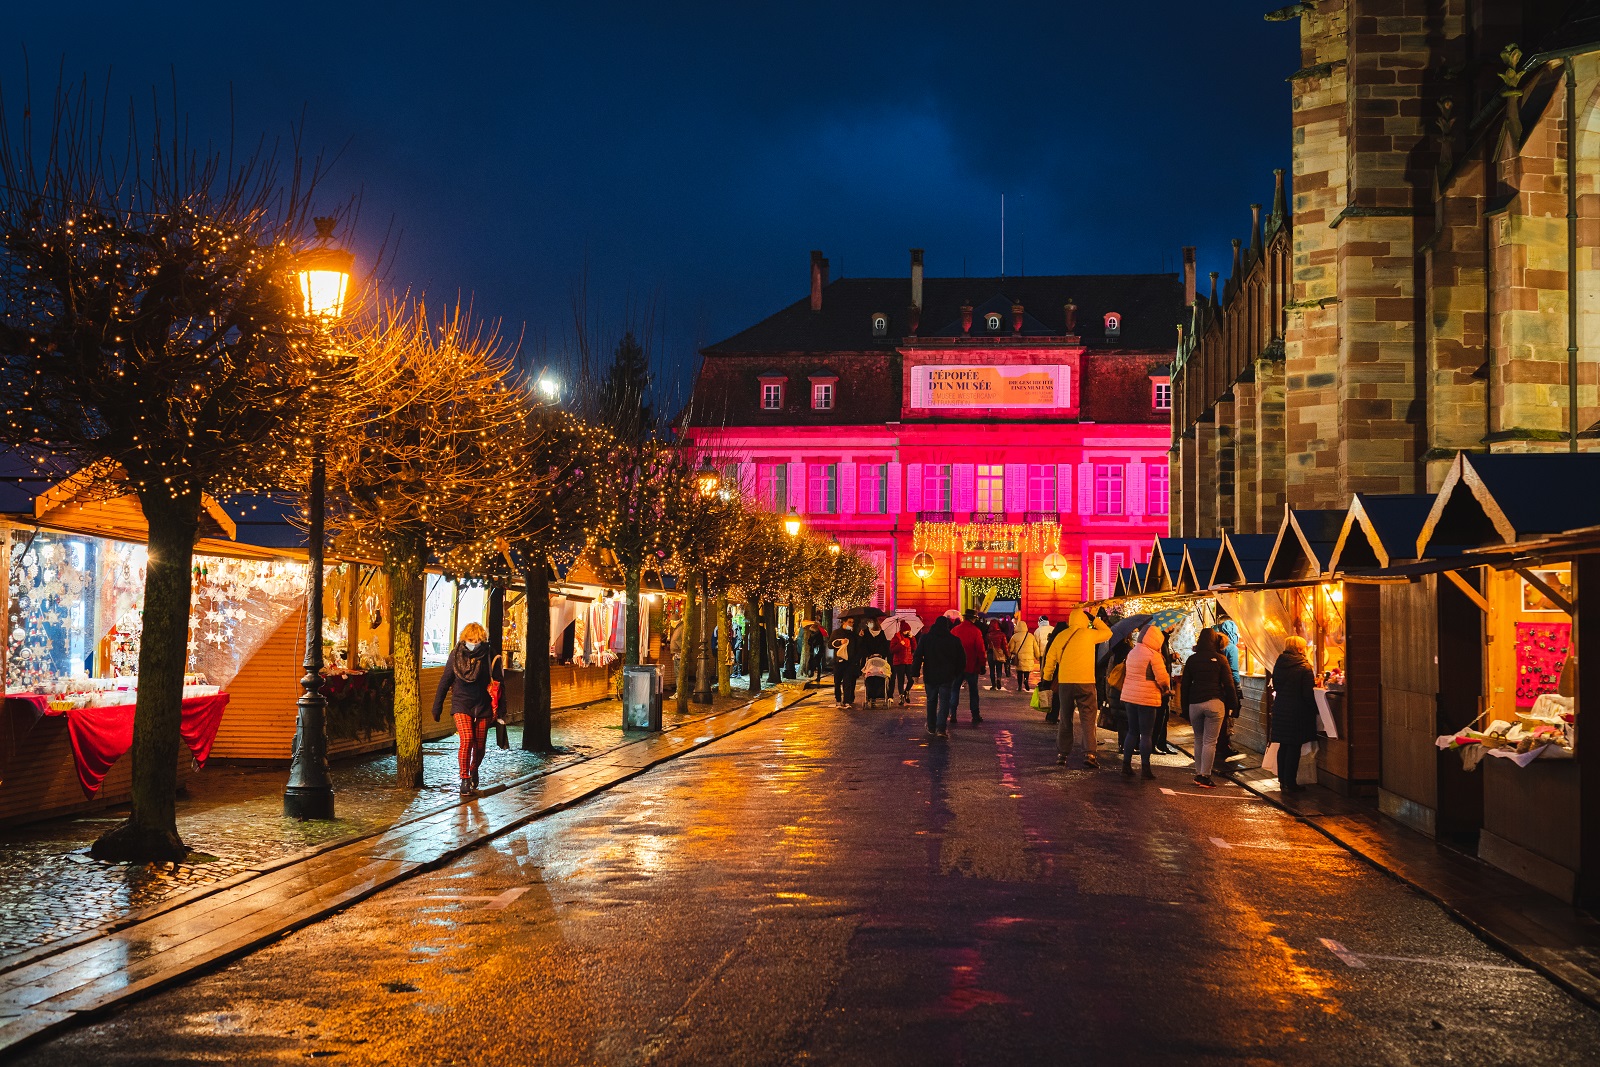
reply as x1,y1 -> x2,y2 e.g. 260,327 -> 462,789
1262,742 -> 1280,776
1298,741 -> 1319,785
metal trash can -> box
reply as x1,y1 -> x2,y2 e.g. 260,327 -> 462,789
622,665 -> 663,731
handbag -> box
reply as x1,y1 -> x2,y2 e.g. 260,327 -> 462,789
1030,687 -> 1049,711
1107,660 -> 1127,689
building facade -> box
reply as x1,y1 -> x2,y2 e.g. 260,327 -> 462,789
684,251 -> 1181,621
1171,0 -> 1600,535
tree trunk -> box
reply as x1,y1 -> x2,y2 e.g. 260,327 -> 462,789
716,596 -> 732,697
765,602 -> 783,686
624,567 -> 641,667
387,533 -> 426,788
91,496 -> 201,862
745,597 -> 761,695
675,570 -> 696,715
784,599 -> 798,678
521,560 -> 555,751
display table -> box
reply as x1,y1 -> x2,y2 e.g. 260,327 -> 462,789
9,693 -> 231,797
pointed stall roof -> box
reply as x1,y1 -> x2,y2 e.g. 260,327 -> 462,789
1264,506 -> 1346,581
1418,451 -> 1600,556
1143,535 -> 1187,593
1328,493 -> 1435,572
1210,531 -> 1276,587
1114,566 -> 1139,598
1177,539 -> 1224,592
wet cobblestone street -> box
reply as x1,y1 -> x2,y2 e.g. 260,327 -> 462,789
0,685 -> 787,958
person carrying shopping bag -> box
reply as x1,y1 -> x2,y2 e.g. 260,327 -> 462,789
430,622 -> 504,794
1118,626 -> 1169,780
1268,636 -> 1319,793
1008,623 -> 1041,692
1042,609 -> 1113,767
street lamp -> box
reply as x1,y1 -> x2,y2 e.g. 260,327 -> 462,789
912,551 -> 935,589
696,458 -> 721,498
535,376 -> 560,402
783,506 -> 801,538
827,535 -> 841,555
1042,551 -> 1068,586
284,218 -> 352,822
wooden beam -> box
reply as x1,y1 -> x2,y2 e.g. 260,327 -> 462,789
1442,569 -> 1490,614
1514,566 -> 1574,616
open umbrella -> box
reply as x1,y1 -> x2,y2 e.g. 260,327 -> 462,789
1148,606 -> 1190,632
1097,613 -> 1152,663
840,605 -> 886,621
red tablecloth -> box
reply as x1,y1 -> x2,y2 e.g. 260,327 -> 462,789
36,693 -> 231,798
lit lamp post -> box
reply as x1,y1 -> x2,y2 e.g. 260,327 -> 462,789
783,506 -> 802,538
284,219 -> 353,821
693,459 -> 719,705
1041,552 -> 1068,615
912,551 -> 935,590
828,535 -> 841,556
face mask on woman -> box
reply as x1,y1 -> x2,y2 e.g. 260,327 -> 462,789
464,641 -> 481,651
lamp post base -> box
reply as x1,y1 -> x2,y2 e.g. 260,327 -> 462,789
284,785 -> 336,821
284,691 -> 336,820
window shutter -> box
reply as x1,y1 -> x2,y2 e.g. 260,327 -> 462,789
1093,553 -> 1108,600
1077,462 -> 1093,515
1055,464 -> 1071,515
1127,460 -> 1145,517
1004,463 -> 1027,512
838,462 -> 856,514
887,462 -> 903,515
788,461 -> 805,512
905,463 -> 922,513
953,464 -> 976,513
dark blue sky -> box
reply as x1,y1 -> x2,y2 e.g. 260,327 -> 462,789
10,2 -> 1296,400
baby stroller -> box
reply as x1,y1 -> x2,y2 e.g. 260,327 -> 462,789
861,655 -> 891,708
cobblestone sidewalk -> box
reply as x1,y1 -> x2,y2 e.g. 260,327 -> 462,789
0,682 -> 799,959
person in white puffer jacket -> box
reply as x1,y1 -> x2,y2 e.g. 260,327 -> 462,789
1118,626 -> 1171,780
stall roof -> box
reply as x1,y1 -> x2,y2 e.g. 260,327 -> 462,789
1419,451 -> 1600,556
219,495 -> 307,551
1177,540 -> 1224,593
0,451 -> 237,543
1264,506 -> 1345,581
1144,536 -> 1188,593
1210,532 -> 1276,587
1328,493 -> 1436,572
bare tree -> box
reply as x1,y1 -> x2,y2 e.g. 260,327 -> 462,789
326,299 -> 537,787
0,79 -> 371,860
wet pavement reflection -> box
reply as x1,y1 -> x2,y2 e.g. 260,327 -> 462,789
15,689 -> 1600,1065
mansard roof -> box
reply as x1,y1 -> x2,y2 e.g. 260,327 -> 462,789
704,273 -> 1183,355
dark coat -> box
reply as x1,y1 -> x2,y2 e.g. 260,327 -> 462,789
1181,628 -> 1239,712
912,618 -> 966,687
431,642 -> 504,721
830,626 -> 858,672
854,628 -> 891,663
1269,649 -> 1319,744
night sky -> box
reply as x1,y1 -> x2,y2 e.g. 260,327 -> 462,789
9,2 -> 1297,403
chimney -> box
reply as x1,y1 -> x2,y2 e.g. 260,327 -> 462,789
960,303 -> 973,335
810,250 -> 827,312
1182,246 -> 1197,306
910,248 -> 924,309
1011,302 -> 1024,335
1064,300 -> 1078,334
906,304 -> 920,336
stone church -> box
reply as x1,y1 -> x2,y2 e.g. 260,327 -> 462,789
1170,0 -> 1600,536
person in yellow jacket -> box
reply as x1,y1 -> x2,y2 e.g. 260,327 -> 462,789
1042,608 -> 1113,767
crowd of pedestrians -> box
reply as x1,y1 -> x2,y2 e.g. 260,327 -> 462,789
800,603 -> 1313,792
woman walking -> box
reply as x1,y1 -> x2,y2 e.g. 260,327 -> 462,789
1181,627 -> 1240,788
890,621 -> 917,704
430,622 -> 504,794
1119,626 -> 1169,780
830,619 -> 859,707
986,621 -> 1009,690
1008,622 -> 1041,692
1270,636 -> 1318,793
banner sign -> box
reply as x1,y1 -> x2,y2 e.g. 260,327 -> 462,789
911,364 -> 1069,408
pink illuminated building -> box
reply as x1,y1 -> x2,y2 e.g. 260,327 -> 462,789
683,250 -> 1181,623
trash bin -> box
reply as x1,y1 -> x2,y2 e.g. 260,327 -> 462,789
622,665 -> 662,731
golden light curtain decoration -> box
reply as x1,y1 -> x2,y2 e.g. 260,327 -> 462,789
912,521 -> 1061,554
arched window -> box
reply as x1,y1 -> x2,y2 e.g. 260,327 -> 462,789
872,314 -> 888,337
986,313 -> 1002,332
1104,312 -> 1122,337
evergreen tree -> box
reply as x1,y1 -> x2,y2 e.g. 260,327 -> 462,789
597,331 -> 655,442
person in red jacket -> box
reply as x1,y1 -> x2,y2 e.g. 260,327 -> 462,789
950,610 -> 988,725
889,621 -> 917,705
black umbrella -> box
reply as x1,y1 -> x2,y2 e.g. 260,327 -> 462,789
1097,613 -> 1153,663
840,605 -> 887,621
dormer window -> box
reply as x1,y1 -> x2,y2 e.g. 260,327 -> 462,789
871,313 -> 888,337
1104,311 -> 1122,338
758,373 -> 787,411
1153,380 -> 1172,410
809,372 -> 839,411
986,313 -> 1002,332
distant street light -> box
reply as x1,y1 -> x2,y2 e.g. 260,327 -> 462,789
536,376 -> 560,401
285,218 -> 353,822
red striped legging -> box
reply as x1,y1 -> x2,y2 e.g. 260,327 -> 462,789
453,713 -> 490,779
